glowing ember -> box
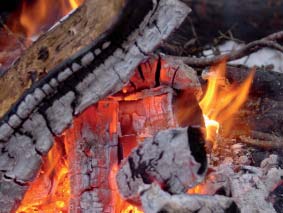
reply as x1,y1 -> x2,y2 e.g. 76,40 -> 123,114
16,139 -> 70,213
110,164 -> 143,213
199,61 -> 255,146
187,184 -> 207,195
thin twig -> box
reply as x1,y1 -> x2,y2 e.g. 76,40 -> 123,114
175,31 -> 283,67
239,131 -> 283,149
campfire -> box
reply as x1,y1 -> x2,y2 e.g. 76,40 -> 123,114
0,0 -> 283,213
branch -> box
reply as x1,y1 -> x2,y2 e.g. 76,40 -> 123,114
173,31 -> 283,67
239,131 -> 283,149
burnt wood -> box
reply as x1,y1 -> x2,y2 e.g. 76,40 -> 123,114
0,0 -> 125,118
0,0 -> 191,211
202,66 -> 283,149
225,66 -> 283,138
116,127 -> 207,204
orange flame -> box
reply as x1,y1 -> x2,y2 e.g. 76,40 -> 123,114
16,139 -> 70,213
110,164 -> 143,213
199,61 -> 255,146
9,0 -> 84,40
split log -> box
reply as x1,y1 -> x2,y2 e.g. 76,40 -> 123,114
63,102 -> 119,212
0,0 -> 191,211
160,0 -> 283,55
116,127 -> 207,204
118,86 -> 178,159
140,183 -> 238,213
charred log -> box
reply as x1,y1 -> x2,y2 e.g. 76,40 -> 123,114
116,127 -> 207,204
0,0 -> 191,211
199,65 -> 283,149
225,66 -> 283,102
63,102 -> 119,212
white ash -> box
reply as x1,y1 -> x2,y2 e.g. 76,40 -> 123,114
140,183 -> 236,213
45,91 -> 75,135
116,127 -> 207,204
191,155 -> 283,213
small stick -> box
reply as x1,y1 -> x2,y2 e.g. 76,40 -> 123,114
239,131 -> 283,149
172,31 -> 283,67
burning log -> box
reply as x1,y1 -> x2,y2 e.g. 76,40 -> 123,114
0,0 -> 124,117
225,66 -> 283,102
224,66 -> 283,148
0,0 -> 191,211
116,127 -> 207,204
63,102 -> 120,212
140,183 -> 238,213
118,86 -> 178,158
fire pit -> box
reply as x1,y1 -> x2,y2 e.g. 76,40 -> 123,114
0,0 -> 283,213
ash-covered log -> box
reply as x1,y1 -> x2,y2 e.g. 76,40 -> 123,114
63,101 -> 119,212
116,126 -> 207,204
0,0 -> 191,211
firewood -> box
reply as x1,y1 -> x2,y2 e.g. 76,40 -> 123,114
0,0 -> 191,211
225,66 -> 283,102
198,65 -> 283,149
116,127 -> 207,204
63,102 -> 119,212
0,0 -> 125,119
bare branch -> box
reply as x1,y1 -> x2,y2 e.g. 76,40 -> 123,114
173,31 -> 283,67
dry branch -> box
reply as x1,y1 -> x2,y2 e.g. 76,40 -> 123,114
174,31 -> 283,67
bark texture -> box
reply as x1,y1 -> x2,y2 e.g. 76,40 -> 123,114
0,0 -> 125,118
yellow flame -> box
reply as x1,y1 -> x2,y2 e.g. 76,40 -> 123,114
10,0 -> 84,39
199,61 -> 255,145
16,141 -> 70,213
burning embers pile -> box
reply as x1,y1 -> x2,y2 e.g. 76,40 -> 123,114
15,56 -> 259,212
1,0 -> 283,212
